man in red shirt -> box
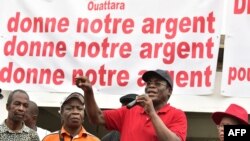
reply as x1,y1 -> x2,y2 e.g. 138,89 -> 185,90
76,69 -> 187,141
101,93 -> 138,141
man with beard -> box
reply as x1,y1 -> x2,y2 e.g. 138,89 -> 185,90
76,69 -> 187,141
0,89 -> 39,141
42,92 -> 100,141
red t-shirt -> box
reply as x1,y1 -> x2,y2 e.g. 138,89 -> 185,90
103,104 -> 187,141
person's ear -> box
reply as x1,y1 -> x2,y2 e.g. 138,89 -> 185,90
6,103 -> 10,111
58,108 -> 62,115
166,88 -> 172,98
59,109 -> 64,118
169,88 -> 172,94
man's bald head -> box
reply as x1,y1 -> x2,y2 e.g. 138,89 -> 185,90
27,101 -> 39,116
24,100 -> 39,130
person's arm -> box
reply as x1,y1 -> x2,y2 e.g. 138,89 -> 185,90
150,112 -> 181,141
136,95 -> 182,141
76,76 -> 105,125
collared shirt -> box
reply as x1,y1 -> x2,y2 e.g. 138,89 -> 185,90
103,104 -> 187,141
0,120 -> 40,141
37,126 -> 50,141
42,126 -> 100,141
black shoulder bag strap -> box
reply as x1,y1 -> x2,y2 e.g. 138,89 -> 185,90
58,130 -> 64,141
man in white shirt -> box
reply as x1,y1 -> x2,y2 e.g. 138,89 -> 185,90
24,100 -> 50,140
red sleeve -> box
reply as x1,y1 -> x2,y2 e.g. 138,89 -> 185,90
103,106 -> 127,131
168,109 -> 187,141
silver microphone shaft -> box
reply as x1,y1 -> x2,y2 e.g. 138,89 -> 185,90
126,99 -> 137,109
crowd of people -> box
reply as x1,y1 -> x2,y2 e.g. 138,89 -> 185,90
0,69 -> 249,141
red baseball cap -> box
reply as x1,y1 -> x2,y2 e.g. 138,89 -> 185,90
211,104 -> 249,125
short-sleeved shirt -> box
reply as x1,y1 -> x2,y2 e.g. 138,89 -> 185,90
37,126 -> 50,140
0,120 -> 40,141
103,103 -> 187,141
42,126 -> 100,141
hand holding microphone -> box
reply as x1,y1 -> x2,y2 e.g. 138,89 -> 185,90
126,94 -> 149,109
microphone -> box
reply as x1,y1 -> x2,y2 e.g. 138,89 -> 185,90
0,88 -> 3,99
126,99 -> 137,109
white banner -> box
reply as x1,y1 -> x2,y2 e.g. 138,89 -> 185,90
221,0 -> 250,97
0,0 -> 224,97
